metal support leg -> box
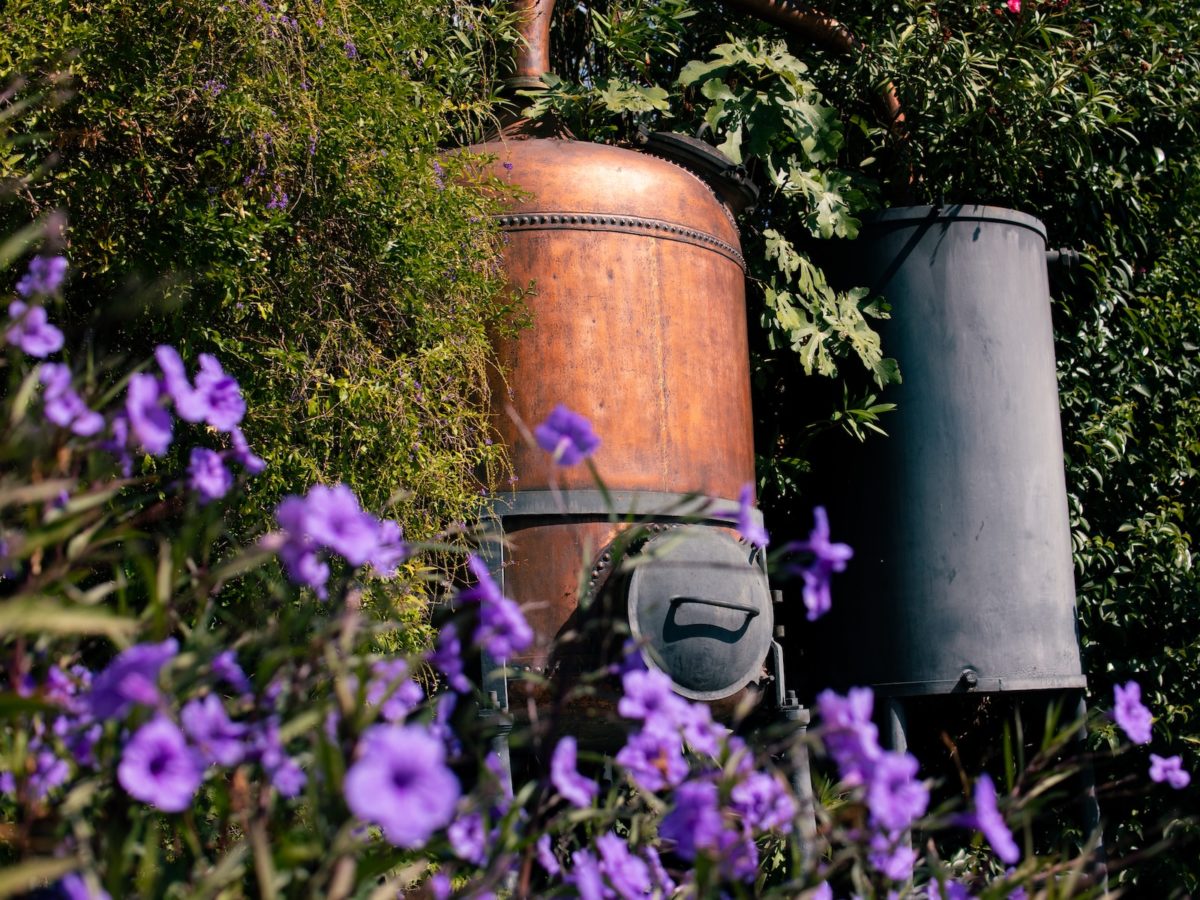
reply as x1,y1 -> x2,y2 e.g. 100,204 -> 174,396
770,640 -> 817,856
1073,690 -> 1107,892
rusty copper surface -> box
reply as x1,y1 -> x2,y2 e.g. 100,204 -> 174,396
474,137 -> 756,498
510,0 -> 554,81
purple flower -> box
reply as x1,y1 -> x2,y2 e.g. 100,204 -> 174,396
367,519 -> 409,577
266,186 -> 289,210
15,255 -> 67,297
534,404 -> 600,466
551,736 -> 599,808
865,751 -> 928,832
343,40 -> 358,59
616,726 -> 688,793
462,556 -> 533,659
87,638 -> 178,720
928,879 -> 974,900
56,873 -> 111,900
715,483 -> 769,549
1149,753 -> 1191,790
302,484 -> 381,566
618,667 -> 689,725
785,507 -> 853,621
812,884 -> 833,900
212,650 -> 250,694
40,364 -> 104,436
597,832 -> 652,897
644,846 -> 675,895
230,426 -> 266,474
730,771 -> 796,832
181,695 -> 248,767
957,773 -> 1019,863
103,415 -> 133,476
868,830 -> 917,881
1113,681 -> 1153,745
6,301 -> 64,357
366,659 -> 423,722
429,622 -> 471,692
251,718 -> 306,797
117,717 -> 203,812
537,834 -> 561,875
502,161 -> 514,171
448,811 -> 488,864
344,724 -> 460,847
125,373 -> 173,455
659,779 -> 723,859
27,748 -> 70,799
188,447 -> 234,504
816,687 -> 882,785
155,347 -> 245,432
567,849 -> 607,900
278,537 -> 330,598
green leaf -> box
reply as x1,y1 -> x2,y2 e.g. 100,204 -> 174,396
0,597 -> 137,642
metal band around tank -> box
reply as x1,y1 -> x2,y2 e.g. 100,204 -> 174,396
871,673 -> 1089,698
494,212 -> 747,272
488,489 -> 763,527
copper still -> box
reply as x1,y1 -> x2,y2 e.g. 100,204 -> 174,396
471,0 -> 781,739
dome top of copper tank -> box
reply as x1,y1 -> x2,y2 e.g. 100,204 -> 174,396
473,137 -> 743,254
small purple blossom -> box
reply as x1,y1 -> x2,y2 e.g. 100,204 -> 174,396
87,638 -> 178,720
618,667 -> 689,725
40,363 -> 104,436
156,348 -> 246,432
448,811 -> 488,864
567,849 -> 606,900
865,750 -> 928,832
366,659 -> 424,722
202,79 -> 226,96
300,484 -> 381,565
615,726 -> 688,792
537,833 -> 561,875
343,724 -> 460,847
1113,681 -> 1153,744
784,506 -> 853,621
266,186 -> 289,210
188,447 -> 234,504
534,404 -> 600,466
730,771 -> 796,832
1149,753 -> 1191,789
125,373 -> 173,455
55,873 -> 111,900
597,831 -> 653,897
181,695 -> 248,767
551,736 -> 599,808
117,717 -> 203,812
816,687 -> 882,785
461,556 -> 533,659
343,40 -> 358,59
212,650 -> 250,694
229,426 -> 266,474
957,773 -> 1019,863
252,718 -> 306,797
659,779 -> 723,859
368,519 -> 409,576
429,622 -> 471,692
868,830 -> 917,881
716,483 -> 769,549
15,255 -> 68,297
502,161 -> 514,171
6,301 -> 64,357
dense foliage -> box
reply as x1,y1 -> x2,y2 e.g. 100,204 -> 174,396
0,0 -> 519,563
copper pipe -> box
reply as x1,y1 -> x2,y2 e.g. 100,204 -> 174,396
718,0 -> 904,128
511,0 -> 555,81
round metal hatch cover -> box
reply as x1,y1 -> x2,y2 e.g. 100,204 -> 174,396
627,527 -> 773,701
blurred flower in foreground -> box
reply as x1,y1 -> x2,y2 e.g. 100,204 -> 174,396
1113,681 -> 1153,744
551,735 -> 600,808
6,301 -> 64,357
1149,753 -> 1191,789
957,772 -> 1020,863
117,717 -> 202,812
534,403 -> 600,466
343,724 -> 460,847
714,483 -> 769,549
15,255 -> 67,298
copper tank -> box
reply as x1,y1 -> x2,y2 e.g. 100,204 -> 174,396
472,1 -> 774,740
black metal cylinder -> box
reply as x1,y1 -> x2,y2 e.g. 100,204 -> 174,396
807,205 -> 1086,697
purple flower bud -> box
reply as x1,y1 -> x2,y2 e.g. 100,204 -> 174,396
448,810 -> 488,864
1149,753 -> 1191,790
550,736 -> 599,808
783,507 -> 853,621
15,255 -> 67,297
429,621 -> 471,692
1113,681 -> 1153,744
533,404 -> 600,466
87,639 -> 178,720
6,301 -> 64,357
229,426 -> 266,474
181,694 -> 248,766
188,447 -> 234,504
537,834 -> 561,875
212,650 -> 250,693
125,373 -> 173,455
40,364 -> 104,436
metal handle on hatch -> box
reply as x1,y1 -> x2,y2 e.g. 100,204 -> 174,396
669,596 -> 760,618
